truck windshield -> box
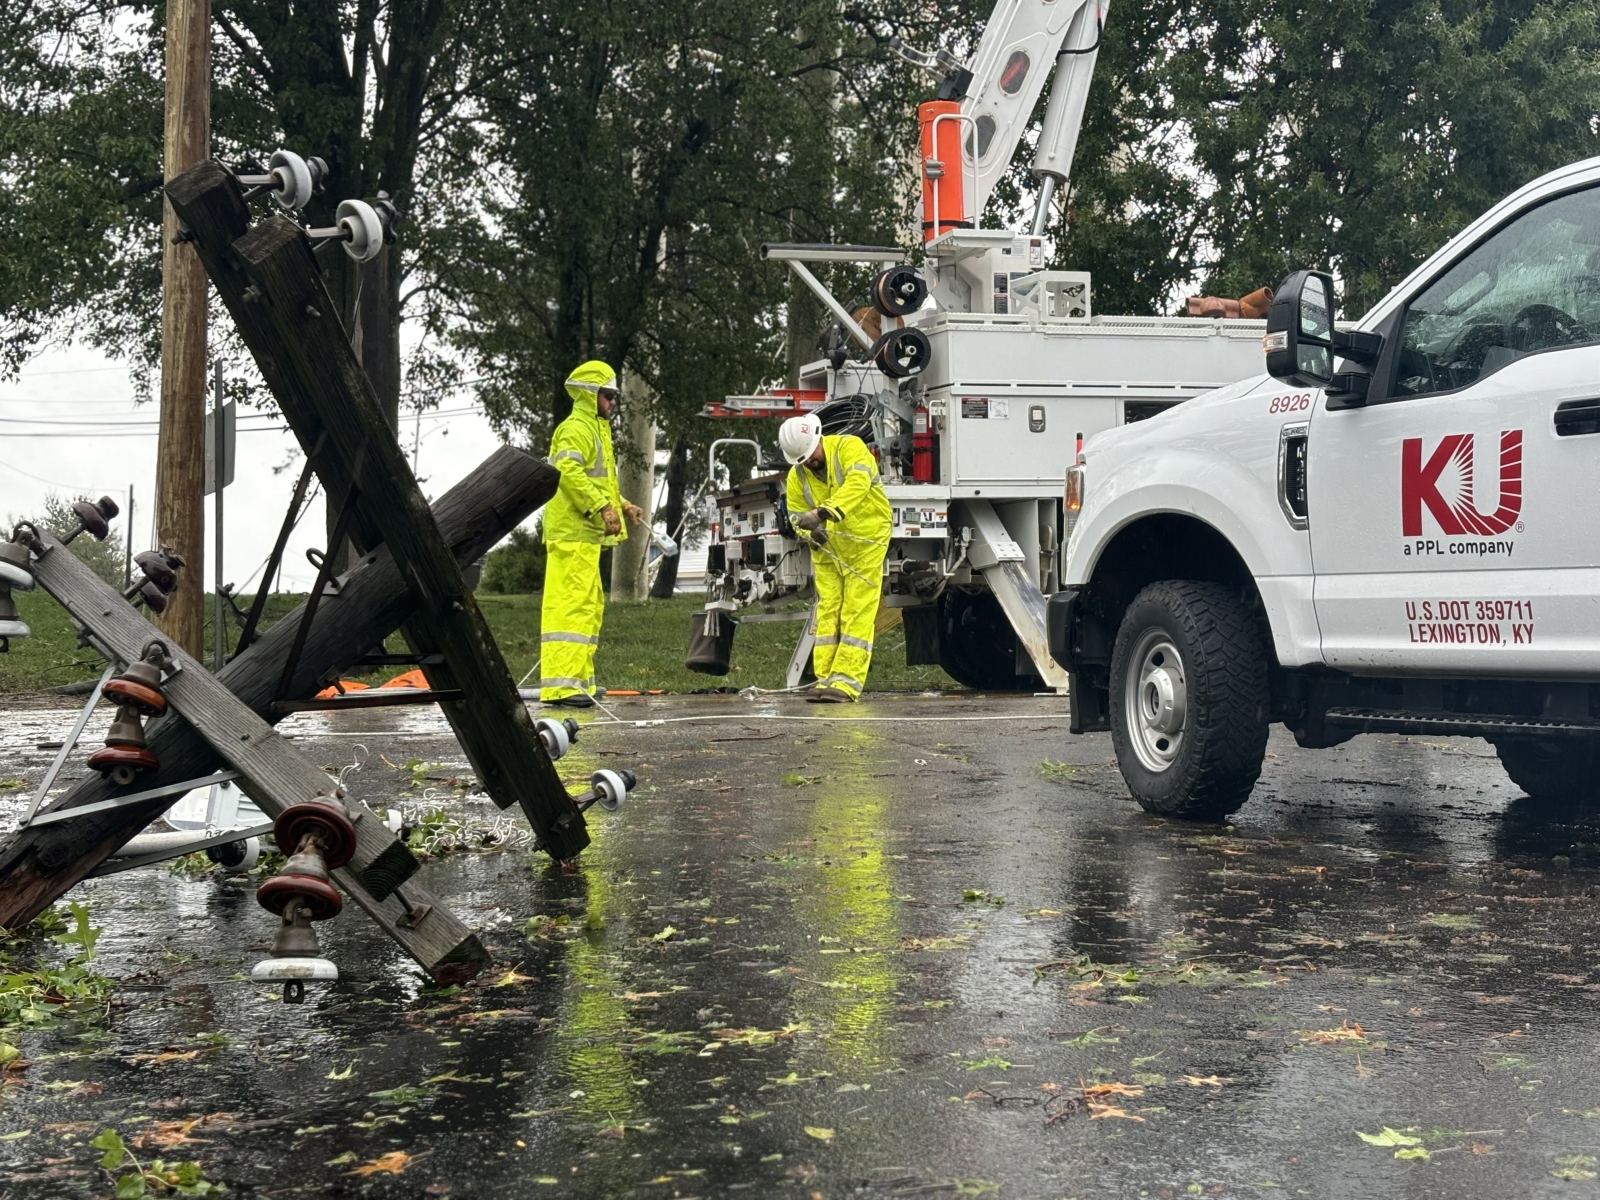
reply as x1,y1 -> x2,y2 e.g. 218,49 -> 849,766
1396,185 -> 1600,397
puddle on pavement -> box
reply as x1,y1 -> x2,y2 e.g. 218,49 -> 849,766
1,694 -> 1599,1197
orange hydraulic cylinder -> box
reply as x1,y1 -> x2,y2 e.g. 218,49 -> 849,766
919,100 -> 968,242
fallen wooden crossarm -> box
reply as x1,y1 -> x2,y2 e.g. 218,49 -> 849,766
167,160 -> 590,859
0,446 -> 556,981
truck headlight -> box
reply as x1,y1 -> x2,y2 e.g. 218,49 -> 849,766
1064,463 -> 1085,514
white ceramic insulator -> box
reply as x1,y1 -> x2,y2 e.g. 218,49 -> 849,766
337,199 -> 384,263
0,560 -> 35,591
0,619 -> 30,639
269,150 -> 315,211
591,769 -> 629,813
537,718 -> 571,760
251,956 -> 339,982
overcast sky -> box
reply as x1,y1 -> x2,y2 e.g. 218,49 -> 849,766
0,345 -> 510,592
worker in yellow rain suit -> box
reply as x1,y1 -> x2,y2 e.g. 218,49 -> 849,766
540,361 -> 644,708
779,414 -> 892,703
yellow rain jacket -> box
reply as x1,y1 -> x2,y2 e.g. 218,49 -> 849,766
540,360 -> 625,701
785,434 -> 892,699
545,361 -> 625,547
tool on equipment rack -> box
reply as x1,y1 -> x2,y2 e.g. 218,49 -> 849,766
252,791 -> 359,1003
0,538 -> 35,652
86,643 -> 170,787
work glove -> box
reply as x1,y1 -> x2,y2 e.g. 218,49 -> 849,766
621,500 -> 646,527
794,509 -> 825,532
600,505 -> 623,536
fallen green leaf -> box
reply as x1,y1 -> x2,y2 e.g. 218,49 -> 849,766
1357,1127 -> 1422,1148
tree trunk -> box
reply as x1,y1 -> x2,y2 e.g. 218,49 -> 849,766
649,438 -> 690,599
154,0 -> 210,658
609,378 -> 655,602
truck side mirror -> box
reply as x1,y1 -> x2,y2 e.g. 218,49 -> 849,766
1264,269 -> 1336,388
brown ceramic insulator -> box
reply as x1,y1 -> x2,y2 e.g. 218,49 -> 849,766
70,499 -> 114,542
134,550 -> 179,593
103,703 -> 148,748
270,903 -> 324,957
257,873 -> 343,921
104,677 -> 167,717
105,658 -> 166,713
86,743 -> 159,786
274,800 -> 359,871
138,583 -> 169,614
0,592 -> 16,623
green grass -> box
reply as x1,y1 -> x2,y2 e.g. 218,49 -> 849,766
481,592 -> 956,694
0,590 -> 956,696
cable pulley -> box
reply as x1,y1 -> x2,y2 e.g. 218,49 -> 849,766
872,327 -> 933,379
871,265 -> 929,317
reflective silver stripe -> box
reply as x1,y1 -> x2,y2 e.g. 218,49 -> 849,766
799,468 -> 816,510
586,467 -> 609,478
848,463 -> 872,474
813,635 -> 840,646
542,631 -> 599,645
837,633 -> 873,652
541,676 -> 588,689
820,672 -> 863,691
565,375 -> 616,394
833,446 -> 846,486
552,450 -> 586,465
587,432 -> 609,477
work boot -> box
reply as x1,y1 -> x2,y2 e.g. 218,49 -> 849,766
545,694 -> 595,709
805,687 -> 851,704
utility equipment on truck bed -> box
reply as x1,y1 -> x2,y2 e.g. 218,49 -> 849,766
695,0 -> 1266,689
1050,155 -> 1600,817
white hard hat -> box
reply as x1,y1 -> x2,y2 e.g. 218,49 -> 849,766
779,414 -> 823,465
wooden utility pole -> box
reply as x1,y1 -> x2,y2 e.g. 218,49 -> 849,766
154,0 -> 211,657
610,376 -> 656,602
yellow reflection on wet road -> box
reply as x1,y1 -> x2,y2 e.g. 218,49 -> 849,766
551,756 -> 637,1122
790,725 -> 903,1077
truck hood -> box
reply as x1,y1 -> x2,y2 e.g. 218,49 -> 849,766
1084,372 -> 1276,461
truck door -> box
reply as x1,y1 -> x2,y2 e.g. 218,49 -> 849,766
1307,183 -> 1600,674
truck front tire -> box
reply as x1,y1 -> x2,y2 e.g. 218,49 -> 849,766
1491,737 -> 1600,814
1109,581 -> 1270,820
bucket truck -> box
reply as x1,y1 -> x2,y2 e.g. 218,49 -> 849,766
692,0 -> 1268,691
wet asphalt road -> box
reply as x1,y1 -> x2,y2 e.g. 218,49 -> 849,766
2,692 -> 1600,1199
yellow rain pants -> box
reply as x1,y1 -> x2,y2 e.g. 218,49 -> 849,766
540,541 -> 604,700
540,360 -> 624,702
786,434 -> 892,699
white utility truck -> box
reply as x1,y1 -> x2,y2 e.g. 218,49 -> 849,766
692,0 -> 1266,690
1049,156 -> 1600,817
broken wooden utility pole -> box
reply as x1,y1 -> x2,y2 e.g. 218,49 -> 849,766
11,527 -> 487,982
154,0 -> 211,658
0,152 -> 641,994
0,447 -> 556,957
167,158 -> 602,859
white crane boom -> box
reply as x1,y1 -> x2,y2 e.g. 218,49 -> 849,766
902,0 -> 1107,236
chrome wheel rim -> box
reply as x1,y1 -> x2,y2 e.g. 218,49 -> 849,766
1124,629 -> 1187,774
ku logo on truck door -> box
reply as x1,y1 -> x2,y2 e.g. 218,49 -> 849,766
1401,430 -> 1523,541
